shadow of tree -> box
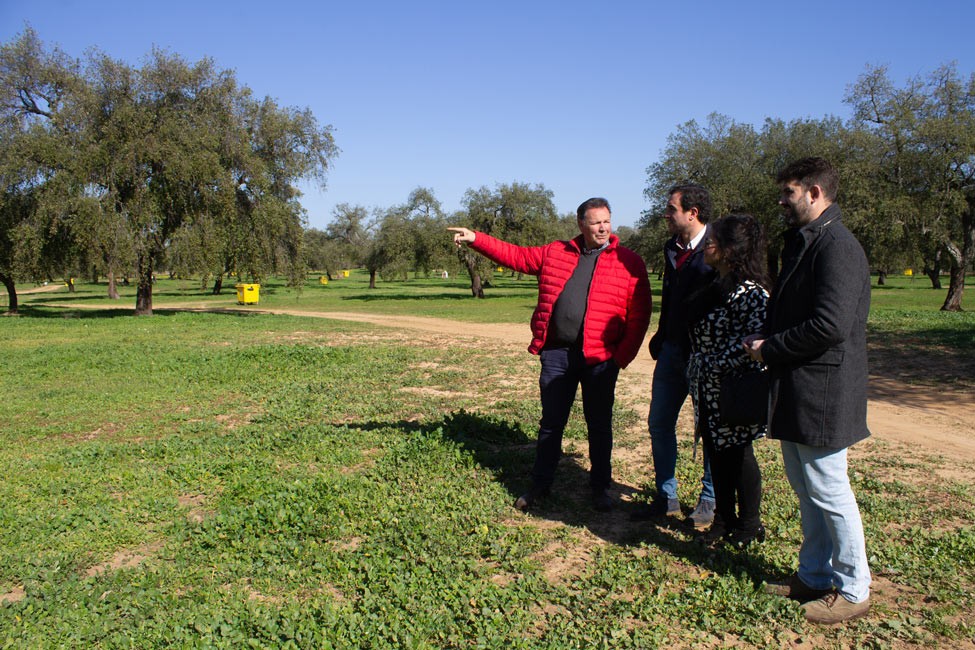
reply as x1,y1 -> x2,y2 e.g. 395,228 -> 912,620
16,306 -> 272,320
337,408 -> 788,586
340,291 -> 531,302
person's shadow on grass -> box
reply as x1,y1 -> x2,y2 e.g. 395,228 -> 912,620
340,408 -> 788,589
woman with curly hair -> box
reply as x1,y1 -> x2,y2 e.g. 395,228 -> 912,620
685,213 -> 770,547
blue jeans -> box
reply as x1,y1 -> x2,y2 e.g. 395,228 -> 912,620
647,341 -> 714,503
533,347 -> 619,491
780,441 -> 871,603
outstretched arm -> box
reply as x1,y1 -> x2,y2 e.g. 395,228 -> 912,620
447,227 -> 476,246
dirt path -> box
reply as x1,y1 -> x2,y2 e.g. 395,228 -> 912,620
10,284 -> 66,295
33,298 -> 975,471
221,307 -> 975,469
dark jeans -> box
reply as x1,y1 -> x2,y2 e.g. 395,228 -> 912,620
648,341 -> 714,502
533,347 -> 620,492
702,433 -> 762,534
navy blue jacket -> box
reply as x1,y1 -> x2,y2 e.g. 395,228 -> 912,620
648,227 -> 717,359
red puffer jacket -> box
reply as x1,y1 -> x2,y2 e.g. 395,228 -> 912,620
470,232 -> 651,368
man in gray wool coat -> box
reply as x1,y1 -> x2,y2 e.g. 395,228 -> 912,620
745,157 -> 872,625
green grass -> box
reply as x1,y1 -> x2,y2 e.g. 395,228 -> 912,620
17,270 -> 541,323
870,274 -> 974,332
21,269 -> 975,391
1,273 -> 973,647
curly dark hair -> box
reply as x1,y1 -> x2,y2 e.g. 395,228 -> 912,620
710,214 -> 770,291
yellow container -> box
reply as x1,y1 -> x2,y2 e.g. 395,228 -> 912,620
904,268 -> 913,276
319,276 -> 329,285
342,270 -> 350,278
235,283 -> 260,304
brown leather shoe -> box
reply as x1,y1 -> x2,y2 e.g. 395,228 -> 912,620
763,573 -> 834,602
801,592 -> 870,624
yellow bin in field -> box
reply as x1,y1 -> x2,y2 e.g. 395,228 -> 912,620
235,283 -> 260,304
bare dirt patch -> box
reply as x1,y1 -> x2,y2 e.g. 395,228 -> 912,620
399,386 -> 473,399
0,586 -> 25,604
85,541 -> 164,578
178,494 -> 213,523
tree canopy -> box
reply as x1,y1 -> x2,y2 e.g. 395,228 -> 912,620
454,182 -> 561,297
640,64 -> 975,310
0,28 -> 338,314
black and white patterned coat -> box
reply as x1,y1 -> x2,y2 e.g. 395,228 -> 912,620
686,280 -> 769,450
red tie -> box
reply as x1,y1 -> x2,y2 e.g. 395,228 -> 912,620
674,248 -> 692,270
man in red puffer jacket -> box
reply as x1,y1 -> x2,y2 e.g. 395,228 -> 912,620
449,197 -> 651,512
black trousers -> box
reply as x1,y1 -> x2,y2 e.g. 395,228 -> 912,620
534,347 -> 619,491
702,433 -> 762,533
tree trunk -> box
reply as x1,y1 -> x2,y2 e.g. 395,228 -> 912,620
924,250 -> 943,290
66,277 -> 76,292
462,257 -> 485,298
107,272 -> 120,300
941,264 -> 965,311
877,270 -> 887,285
940,205 -> 973,311
91,266 -> 99,284
368,269 -> 377,289
135,253 -> 154,316
0,273 -> 18,315
212,275 -> 224,295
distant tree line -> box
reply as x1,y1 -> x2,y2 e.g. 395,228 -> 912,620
4,28 -> 972,313
303,64 -> 975,311
305,183 -> 579,297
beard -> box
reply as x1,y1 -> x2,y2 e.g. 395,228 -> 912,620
780,201 -> 810,228
781,206 -> 800,228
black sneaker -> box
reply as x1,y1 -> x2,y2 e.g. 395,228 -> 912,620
592,489 -> 615,512
686,498 -> 716,530
726,525 -> 766,549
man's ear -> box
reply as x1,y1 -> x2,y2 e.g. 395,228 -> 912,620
808,184 -> 823,202
688,206 -> 699,221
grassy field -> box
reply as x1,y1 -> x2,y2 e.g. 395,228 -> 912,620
0,272 -> 973,647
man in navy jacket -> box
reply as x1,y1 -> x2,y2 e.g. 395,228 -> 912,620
632,184 -> 717,528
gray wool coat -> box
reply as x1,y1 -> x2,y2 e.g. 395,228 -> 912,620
761,204 -> 871,449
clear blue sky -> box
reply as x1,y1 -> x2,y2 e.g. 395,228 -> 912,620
3,0 -> 973,229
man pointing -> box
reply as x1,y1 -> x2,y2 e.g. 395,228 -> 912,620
449,197 -> 651,512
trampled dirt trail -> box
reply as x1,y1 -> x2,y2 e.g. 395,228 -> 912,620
239,308 -> 975,474
27,296 -> 975,475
